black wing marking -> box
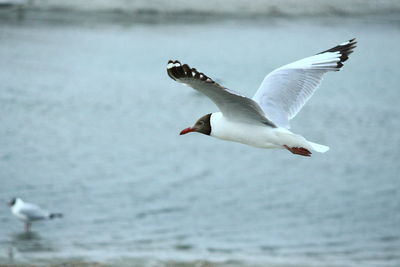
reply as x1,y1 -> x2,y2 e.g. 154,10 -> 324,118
167,60 -> 276,127
317,38 -> 357,68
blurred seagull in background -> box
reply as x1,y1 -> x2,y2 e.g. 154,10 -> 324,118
167,39 -> 357,156
8,197 -> 63,232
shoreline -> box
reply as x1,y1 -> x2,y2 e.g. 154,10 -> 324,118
0,0 -> 400,26
0,260 -> 281,267
1,0 -> 400,17
0,7 -> 399,27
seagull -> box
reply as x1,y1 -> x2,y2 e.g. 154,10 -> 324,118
167,39 -> 357,156
8,197 -> 63,232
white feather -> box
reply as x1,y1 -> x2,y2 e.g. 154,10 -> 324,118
252,50 -> 348,128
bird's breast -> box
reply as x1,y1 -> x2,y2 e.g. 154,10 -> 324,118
209,112 -> 280,148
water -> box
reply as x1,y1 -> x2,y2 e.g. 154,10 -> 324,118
0,15 -> 399,267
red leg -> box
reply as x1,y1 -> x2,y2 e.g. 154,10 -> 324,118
24,222 -> 31,232
284,145 -> 312,157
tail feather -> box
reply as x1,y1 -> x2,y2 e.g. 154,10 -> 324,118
49,213 -> 63,219
308,141 -> 330,153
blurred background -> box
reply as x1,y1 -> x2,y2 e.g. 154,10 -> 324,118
0,0 -> 399,266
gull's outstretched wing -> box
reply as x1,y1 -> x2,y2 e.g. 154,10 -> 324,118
167,60 -> 276,127
252,38 -> 357,129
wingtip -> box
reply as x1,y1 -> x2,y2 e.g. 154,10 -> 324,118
167,60 -> 181,69
166,60 -> 216,84
340,38 -> 357,46
348,38 -> 357,50
316,38 -> 357,69
345,38 -> 357,44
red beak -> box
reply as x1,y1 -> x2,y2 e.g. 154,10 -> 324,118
180,127 -> 195,135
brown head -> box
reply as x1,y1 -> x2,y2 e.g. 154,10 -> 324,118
180,113 -> 212,136
7,197 -> 17,207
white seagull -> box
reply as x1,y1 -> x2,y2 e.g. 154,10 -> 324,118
167,39 -> 357,156
8,197 -> 63,232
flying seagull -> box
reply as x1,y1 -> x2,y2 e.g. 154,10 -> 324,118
8,197 -> 63,232
167,39 -> 356,156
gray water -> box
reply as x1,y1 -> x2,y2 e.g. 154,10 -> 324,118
0,15 -> 399,267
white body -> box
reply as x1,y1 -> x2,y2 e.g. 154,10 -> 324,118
210,112 -> 329,152
11,198 -> 50,222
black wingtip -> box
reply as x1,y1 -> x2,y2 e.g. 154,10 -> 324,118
49,213 -> 63,219
166,60 -> 216,84
167,60 -> 181,81
317,38 -> 357,69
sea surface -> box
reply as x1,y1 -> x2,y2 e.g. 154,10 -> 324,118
0,13 -> 399,267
